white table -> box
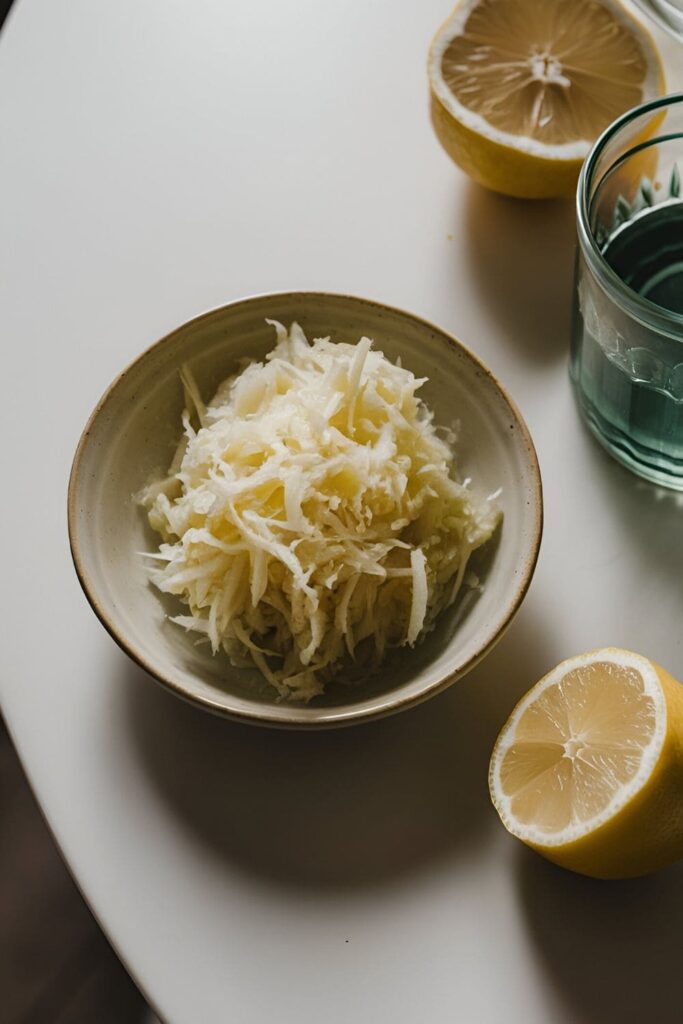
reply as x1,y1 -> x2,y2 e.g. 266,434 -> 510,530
2,2 -> 682,1021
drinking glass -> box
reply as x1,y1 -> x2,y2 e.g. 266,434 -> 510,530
571,93 -> 683,489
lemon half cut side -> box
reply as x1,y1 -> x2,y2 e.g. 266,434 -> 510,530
428,0 -> 665,198
489,648 -> 683,878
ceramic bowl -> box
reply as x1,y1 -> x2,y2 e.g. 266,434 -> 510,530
68,292 -> 542,728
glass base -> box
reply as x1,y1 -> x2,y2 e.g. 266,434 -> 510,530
572,380 -> 683,491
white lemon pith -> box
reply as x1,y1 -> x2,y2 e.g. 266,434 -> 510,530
428,0 -> 664,198
489,649 -> 683,878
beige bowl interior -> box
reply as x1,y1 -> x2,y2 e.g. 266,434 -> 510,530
69,293 -> 542,727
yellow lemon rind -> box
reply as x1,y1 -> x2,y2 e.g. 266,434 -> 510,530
430,93 -> 581,199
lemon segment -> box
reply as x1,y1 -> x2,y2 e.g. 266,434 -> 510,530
428,0 -> 665,198
489,648 -> 683,879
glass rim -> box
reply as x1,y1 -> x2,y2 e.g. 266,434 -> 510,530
576,91 -> 683,335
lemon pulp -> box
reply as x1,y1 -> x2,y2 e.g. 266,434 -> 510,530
497,659 -> 659,836
441,0 -> 652,147
489,648 -> 683,878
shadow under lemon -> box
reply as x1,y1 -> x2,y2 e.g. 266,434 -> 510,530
461,183 -> 576,366
516,846 -> 683,1024
121,599 -> 554,893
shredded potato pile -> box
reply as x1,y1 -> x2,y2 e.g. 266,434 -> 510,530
141,321 -> 500,702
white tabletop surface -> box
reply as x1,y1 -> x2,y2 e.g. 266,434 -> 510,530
2,2 -> 682,1022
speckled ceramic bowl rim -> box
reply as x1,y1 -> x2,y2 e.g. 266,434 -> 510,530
68,291 -> 543,729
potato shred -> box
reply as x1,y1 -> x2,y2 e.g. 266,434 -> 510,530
141,321 -> 500,702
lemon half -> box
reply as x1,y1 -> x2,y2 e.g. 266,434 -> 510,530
428,0 -> 665,198
489,649 -> 683,878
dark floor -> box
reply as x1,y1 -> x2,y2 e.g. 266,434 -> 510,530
0,0 -> 12,33
0,717 -> 150,1024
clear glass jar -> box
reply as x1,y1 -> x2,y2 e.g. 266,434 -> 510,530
571,93 -> 683,490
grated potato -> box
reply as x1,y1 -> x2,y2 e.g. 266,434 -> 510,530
140,321 -> 500,702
